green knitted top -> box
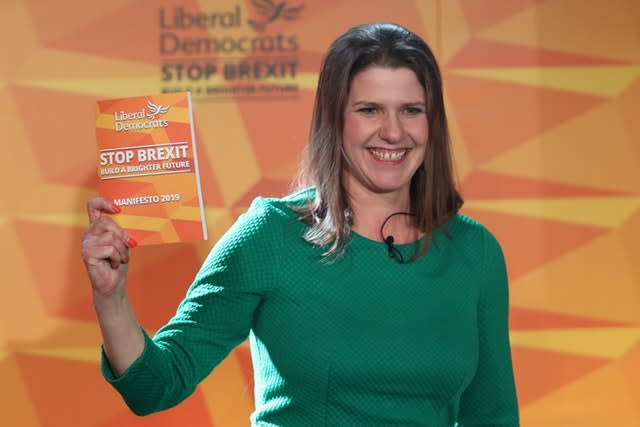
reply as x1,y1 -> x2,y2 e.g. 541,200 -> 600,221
103,190 -> 519,426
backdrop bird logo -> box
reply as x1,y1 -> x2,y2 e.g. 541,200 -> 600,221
248,0 -> 304,32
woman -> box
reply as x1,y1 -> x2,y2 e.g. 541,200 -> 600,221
82,22 -> 519,426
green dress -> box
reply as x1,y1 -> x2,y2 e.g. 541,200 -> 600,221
103,190 -> 520,426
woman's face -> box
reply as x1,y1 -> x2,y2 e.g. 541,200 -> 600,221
342,65 -> 428,202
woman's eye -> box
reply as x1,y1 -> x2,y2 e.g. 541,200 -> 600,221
404,107 -> 424,115
357,107 -> 378,114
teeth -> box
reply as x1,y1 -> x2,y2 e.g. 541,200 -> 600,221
370,149 -> 407,161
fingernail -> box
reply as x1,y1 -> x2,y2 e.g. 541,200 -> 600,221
127,238 -> 137,248
112,203 -> 121,213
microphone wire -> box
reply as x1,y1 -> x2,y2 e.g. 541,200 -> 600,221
380,211 -> 416,264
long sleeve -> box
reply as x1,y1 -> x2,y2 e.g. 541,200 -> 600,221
101,198 -> 278,415
100,191 -> 521,425
457,230 -> 520,426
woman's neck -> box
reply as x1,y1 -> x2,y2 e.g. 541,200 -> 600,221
347,187 -> 420,244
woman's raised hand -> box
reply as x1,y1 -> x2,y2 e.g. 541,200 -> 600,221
81,197 -> 145,376
81,197 -> 136,298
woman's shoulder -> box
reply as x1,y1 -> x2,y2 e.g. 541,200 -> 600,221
443,213 -> 507,284
266,187 -> 314,209
204,190 -> 313,263
247,187 -> 314,218
447,212 -> 488,235
445,212 -> 503,254
236,187 -> 313,228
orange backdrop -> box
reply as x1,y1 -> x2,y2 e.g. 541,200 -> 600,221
1,0 -> 639,426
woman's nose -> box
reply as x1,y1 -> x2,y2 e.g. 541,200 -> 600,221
378,113 -> 405,143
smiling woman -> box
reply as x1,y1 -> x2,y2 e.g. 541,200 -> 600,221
296,23 -> 461,258
81,22 -> 520,427
342,66 -> 428,212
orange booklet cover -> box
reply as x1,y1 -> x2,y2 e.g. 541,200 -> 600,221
95,92 -> 208,245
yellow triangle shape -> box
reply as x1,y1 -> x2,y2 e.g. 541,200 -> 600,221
296,72 -> 318,90
440,1 -> 471,63
0,351 -> 8,363
20,213 -> 86,227
117,214 -> 168,232
171,205 -> 207,222
17,48 -> 156,80
200,352 -> 255,426
20,72 -> 317,97
465,196 -> 640,228
29,211 -> 173,231
11,181 -> 96,217
22,346 -> 100,364
510,327 -> 640,359
478,2 -> 640,63
479,101 -> 639,193
17,78 -> 172,98
203,207 -> 230,226
195,102 -> 259,206
416,1 -> 440,57
445,93 -> 474,180
450,66 -> 640,97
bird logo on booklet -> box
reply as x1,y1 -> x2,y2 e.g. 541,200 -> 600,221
146,100 -> 170,120
95,92 -> 208,246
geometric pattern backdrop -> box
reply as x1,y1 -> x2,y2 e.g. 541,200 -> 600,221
1,0 -> 638,426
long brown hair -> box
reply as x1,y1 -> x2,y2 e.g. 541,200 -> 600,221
295,22 -> 463,258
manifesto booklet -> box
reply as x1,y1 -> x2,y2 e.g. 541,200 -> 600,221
95,92 -> 208,245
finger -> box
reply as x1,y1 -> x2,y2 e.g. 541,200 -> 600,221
89,231 -> 130,262
83,240 -> 128,270
87,197 -> 121,223
82,235 -> 133,268
86,216 -> 132,247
